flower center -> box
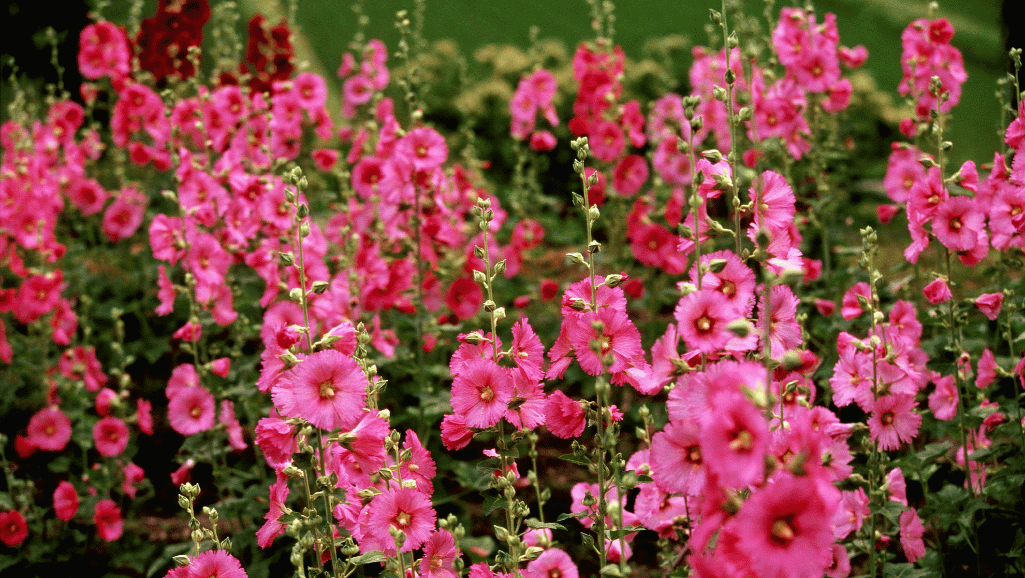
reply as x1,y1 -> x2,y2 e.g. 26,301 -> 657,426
190,405 -> 202,418
395,511 -> 411,528
720,280 -> 736,297
417,145 -> 428,158
548,569 -> 562,578
45,424 -> 56,436
728,429 -> 753,451
903,177 -> 914,190
479,386 -> 494,402
880,412 -> 894,426
687,446 -> 702,465
319,381 -> 336,399
771,518 -> 795,545
696,315 -> 712,333
950,217 -> 962,230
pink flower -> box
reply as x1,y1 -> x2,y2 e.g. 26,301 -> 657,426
887,467 -> 908,506
732,473 -> 834,578
545,391 -> 585,439
93,416 -> 129,457
93,499 -> 123,542
590,120 -> 625,162
136,399 -> 154,435
101,186 -> 147,242
440,414 -> 473,450
700,389 -> 769,489
831,488 -> 869,539
976,349 -> 997,389
188,549 -> 248,578
450,359 -> 513,429
255,413 -> 297,470
868,394 -> 921,450
974,292 -> 1003,321
0,511 -> 28,547
757,284 -> 802,359
840,282 -> 871,320
396,127 -> 447,173
825,543 -> 852,578
568,308 -> 642,375
400,430 -> 437,494
26,407 -> 72,452
899,508 -> 926,563
526,548 -> 578,578
271,349 -> 367,431
420,531 -> 458,578
928,374 -> 958,420
364,487 -> 436,554
446,277 -> 484,320
168,386 -> 217,436
53,481 -> 79,522
933,196 -> 984,252
675,290 -> 738,354
529,130 -> 556,151
751,170 -> 796,234
922,278 -> 951,305
649,420 -> 705,496
256,474 -> 290,548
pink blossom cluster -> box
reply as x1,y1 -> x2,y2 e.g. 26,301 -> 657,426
898,18 -> 968,117
510,69 -> 560,150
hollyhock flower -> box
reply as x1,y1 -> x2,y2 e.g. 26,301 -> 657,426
189,549 -> 248,578
840,282 -> 871,320
922,278 -> 951,305
976,349 -> 997,389
611,155 -> 648,196
450,359 -> 513,429
868,394 -> 921,450
590,120 -> 625,162
420,531 -> 458,578
757,285 -> 803,359
156,265 -> 176,315
366,487 -> 436,554
219,400 -> 248,452
94,499 -> 122,542
933,196 -> 984,252
341,413 -> 390,476
400,430 -> 436,494
26,407 -> 72,451
751,170 -> 797,234
505,372 -> 547,431
255,413 -> 297,469
569,308 -> 642,375
440,414 -> 473,450
899,508 -> 926,563
650,420 -> 705,496
68,177 -> 109,216
446,277 -> 484,320
825,544 -> 852,578
170,459 -> 195,486
121,462 -> 145,499
887,467 -> 908,506
102,186 -> 147,242
831,488 -> 869,539
700,388 -> 769,489
149,214 -> 186,264
545,390 -> 585,439
974,292 -> 1003,321
93,416 -> 129,457
877,204 -> 900,224
272,350 -> 367,431
168,386 -> 217,436
396,127 -> 447,172
0,511 -> 28,547
53,481 -> 79,522
733,472 -> 835,578
256,473 -> 290,548
690,250 -> 756,317
675,290 -> 737,354
928,374 -> 958,420
526,548 -> 578,578
136,399 -> 154,435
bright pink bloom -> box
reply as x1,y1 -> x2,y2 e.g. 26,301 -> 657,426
887,467 -> 908,506
825,544 -> 852,578
136,399 -> 154,435
0,511 -> 28,547
675,290 -> 738,354
396,127 -> 447,172
974,292 -> 1003,321
93,416 -> 129,457
101,186 -> 147,242
272,349 -> 367,431
53,481 -> 79,522
976,349 -> 997,389
922,278 -> 951,305
545,390 -> 585,439
751,170 -> 796,234
732,473 -> 835,578
868,394 -> 921,450
255,413 -> 297,470
26,407 -> 72,452
168,386 -> 217,436
93,499 -> 123,542
831,488 -> 869,539
440,414 -> 473,450
256,474 -> 289,548
899,508 -> 926,563
933,196 -> 984,252
526,548 -> 578,578
568,308 -> 642,375
446,277 -> 484,320
420,531 -> 458,578
757,284 -> 803,359
840,282 -> 871,320
188,549 -> 248,578
450,359 -> 513,429
928,374 -> 958,420
365,487 -> 436,554
400,430 -> 437,494
650,420 -> 705,496
700,389 -> 769,488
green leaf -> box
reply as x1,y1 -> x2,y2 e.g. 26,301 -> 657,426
524,519 -> 566,531
484,493 -> 504,516
350,550 -> 387,565
601,564 -> 624,576
558,453 -> 590,467
557,511 -> 587,522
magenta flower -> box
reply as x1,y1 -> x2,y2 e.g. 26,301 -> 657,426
420,531 -> 458,578
167,386 -> 216,436
440,414 -> 473,451
400,430 -> 437,494
568,308 -> 642,375
526,548 -> 579,578
649,420 -> 705,496
974,292 -> 1003,321
255,413 -> 297,470
272,349 -> 367,431
93,499 -> 123,542
928,374 -> 958,421
922,278 -> 952,305
53,481 -> 79,522
700,389 -> 769,489
675,289 -> 737,354
26,407 -> 72,452
899,508 -> 926,563
188,549 -> 248,578
840,282 -> 871,320
396,127 -> 447,173
732,473 -> 834,578
450,358 -> 513,429
933,196 -> 985,252
868,394 -> 921,450
92,416 -> 129,457
0,511 -> 28,547
545,390 -> 586,439
976,349 -> 997,389
256,473 -> 289,548
366,487 -> 436,554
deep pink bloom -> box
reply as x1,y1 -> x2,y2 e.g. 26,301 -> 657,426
529,130 -> 557,151
53,481 -> 79,522
364,487 -> 436,554
568,308 -> 642,375
396,127 -> 447,172
526,548 -> 578,578
93,499 -> 123,542
868,394 -> 921,450
976,349 -> 997,389
0,511 -> 28,547
420,531 -> 458,578
899,508 -> 926,563
612,155 -> 648,196
732,473 -> 835,578
825,543 -> 852,578
757,284 -> 803,359
101,186 -> 147,242
256,473 -> 289,548
700,388 -> 769,488
650,420 -> 705,496
93,416 -> 129,457
168,386 -> 217,436
400,430 -> 437,494
136,399 -> 154,435
933,196 -> 985,252
255,413 -> 297,470
752,170 -> 796,233
26,407 -> 72,451
887,467 -> 908,506
440,414 -> 473,450
675,289 -> 738,354
974,292 -> 1003,321
272,349 -> 367,431
188,549 -> 248,578
840,282 -> 871,320
450,358 -> 513,429
545,390 -> 585,439
922,278 -> 952,305
928,374 -> 958,420
446,277 -> 484,320
831,488 -> 869,539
